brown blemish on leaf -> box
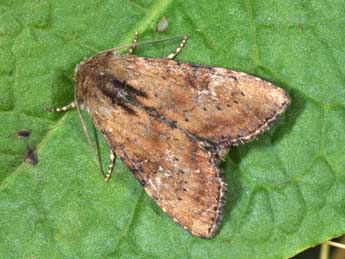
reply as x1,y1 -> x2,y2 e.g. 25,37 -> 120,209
155,16 -> 169,33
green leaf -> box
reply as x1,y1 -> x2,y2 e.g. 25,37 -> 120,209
1,1 -> 345,258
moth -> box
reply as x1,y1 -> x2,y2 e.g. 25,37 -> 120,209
48,33 -> 290,238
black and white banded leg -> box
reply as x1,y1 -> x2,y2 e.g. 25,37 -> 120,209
166,36 -> 188,59
128,32 -> 139,54
104,148 -> 116,182
46,102 -> 76,112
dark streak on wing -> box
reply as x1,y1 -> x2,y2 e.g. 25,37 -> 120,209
139,105 -> 219,153
98,73 -> 219,154
97,74 -> 148,115
111,78 -> 148,98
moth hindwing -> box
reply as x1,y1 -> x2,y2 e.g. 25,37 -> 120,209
51,34 -> 290,238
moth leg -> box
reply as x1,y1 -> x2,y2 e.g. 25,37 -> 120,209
104,148 -> 116,182
128,31 -> 139,54
167,35 -> 188,59
46,102 -> 76,112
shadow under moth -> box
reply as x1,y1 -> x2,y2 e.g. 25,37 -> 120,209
48,33 -> 290,239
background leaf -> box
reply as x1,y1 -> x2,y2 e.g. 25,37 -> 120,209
1,0 -> 345,258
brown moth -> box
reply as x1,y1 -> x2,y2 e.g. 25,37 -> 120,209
48,33 -> 290,239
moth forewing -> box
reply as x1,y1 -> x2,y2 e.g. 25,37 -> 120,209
117,55 -> 290,153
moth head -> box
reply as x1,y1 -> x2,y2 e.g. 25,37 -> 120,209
74,51 -> 126,111
74,52 -> 113,110
74,62 -> 88,109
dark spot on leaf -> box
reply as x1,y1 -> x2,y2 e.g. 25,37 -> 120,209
16,129 -> 31,138
24,144 -> 38,165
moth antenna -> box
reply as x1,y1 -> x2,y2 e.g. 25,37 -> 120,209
74,93 -> 107,179
106,35 -> 188,53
